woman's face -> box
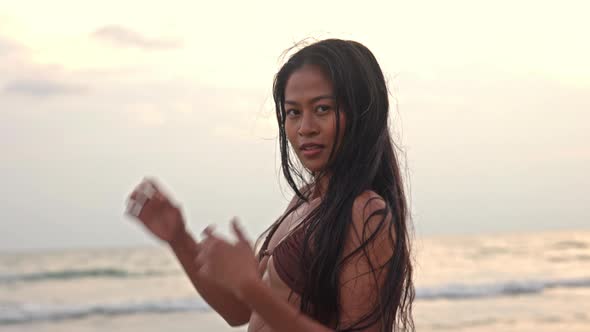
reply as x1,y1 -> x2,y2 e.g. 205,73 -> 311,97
284,64 -> 346,173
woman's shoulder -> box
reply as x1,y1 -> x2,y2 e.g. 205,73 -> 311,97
346,190 -> 395,263
351,190 -> 388,221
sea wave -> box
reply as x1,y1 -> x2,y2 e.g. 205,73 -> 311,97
0,268 -> 170,284
416,276 -> 590,300
552,240 -> 588,250
2,276 -> 589,325
0,298 -> 208,325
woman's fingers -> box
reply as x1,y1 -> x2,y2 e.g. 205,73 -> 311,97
125,179 -> 173,219
139,193 -> 166,221
143,177 -> 179,205
124,199 -> 141,217
194,236 -> 210,269
198,228 -> 219,255
201,225 -> 216,238
231,218 -> 252,249
128,181 -> 156,200
194,229 -> 219,272
143,177 -> 162,193
125,180 -> 156,217
127,178 -> 164,204
194,248 -> 206,269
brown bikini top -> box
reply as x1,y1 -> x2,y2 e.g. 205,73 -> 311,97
259,221 -> 309,295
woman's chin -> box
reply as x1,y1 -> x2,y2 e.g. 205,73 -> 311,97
302,163 -> 327,174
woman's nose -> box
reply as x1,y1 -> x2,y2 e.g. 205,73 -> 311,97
298,112 -> 318,136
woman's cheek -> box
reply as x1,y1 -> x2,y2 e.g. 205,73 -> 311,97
285,126 -> 298,149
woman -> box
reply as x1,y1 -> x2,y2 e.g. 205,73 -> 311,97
125,39 -> 414,332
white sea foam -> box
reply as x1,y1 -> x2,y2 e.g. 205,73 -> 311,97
0,298 -> 209,325
0,268 -> 169,284
416,276 -> 590,300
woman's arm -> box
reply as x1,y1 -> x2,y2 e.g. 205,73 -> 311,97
169,230 -> 252,326
125,178 -> 251,326
337,191 -> 394,331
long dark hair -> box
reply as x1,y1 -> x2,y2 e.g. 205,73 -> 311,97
259,39 -> 414,332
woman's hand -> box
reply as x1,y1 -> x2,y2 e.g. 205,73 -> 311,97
195,219 -> 260,298
124,178 -> 186,244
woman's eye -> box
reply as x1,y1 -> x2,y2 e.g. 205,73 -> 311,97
317,105 -> 331,113
286,109 -> 299,116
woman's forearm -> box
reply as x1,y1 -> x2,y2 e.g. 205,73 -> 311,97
169,230 -> 252,326
237,278 -> 333,332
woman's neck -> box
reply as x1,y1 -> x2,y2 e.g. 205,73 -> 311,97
309,172 -> 330,200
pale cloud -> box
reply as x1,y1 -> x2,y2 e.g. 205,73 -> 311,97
172,102 -> 194,115
126,103 -> 167,127
0,36 -> 24,55
3,79 -> 87,97
0,35 -> 89,98
92,25 -> 182,50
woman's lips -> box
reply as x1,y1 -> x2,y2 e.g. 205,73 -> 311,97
301,145 -> 324,157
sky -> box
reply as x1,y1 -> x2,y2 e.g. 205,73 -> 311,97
1,0 -> 589,251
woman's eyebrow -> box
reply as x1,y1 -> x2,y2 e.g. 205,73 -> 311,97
285,95 -> 335,105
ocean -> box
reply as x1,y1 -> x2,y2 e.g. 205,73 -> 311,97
1,229 -> 589,331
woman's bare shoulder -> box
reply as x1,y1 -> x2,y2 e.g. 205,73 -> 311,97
352,190 -> 387,221
348,190 -> 394,254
